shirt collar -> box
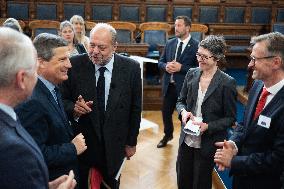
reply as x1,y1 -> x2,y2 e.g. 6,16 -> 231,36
0,103 -> 17,121
178,34 -> 191,45
38,75 -> 56,91
95,54 -> 114,74
265,79 -> 284,95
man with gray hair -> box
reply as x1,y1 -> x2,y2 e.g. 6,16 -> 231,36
0,28 -> 76,189
215,32 -> 284,189
61,23 -> 142,188
15,33 -> 87,185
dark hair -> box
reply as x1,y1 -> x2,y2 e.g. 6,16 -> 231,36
199,35 -> 226,63
33,33 -> 68,61
175,16 -> 192,27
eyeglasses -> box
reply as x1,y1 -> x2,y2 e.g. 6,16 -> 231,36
249,56 -> 276,64
196,53 -> 214,60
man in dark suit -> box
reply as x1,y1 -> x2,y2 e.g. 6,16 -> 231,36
157,16 -> 198,148
214,32 -> 284,189
60,23 -> 142,189
0,28 -> 76,189
15,33 -> 87,182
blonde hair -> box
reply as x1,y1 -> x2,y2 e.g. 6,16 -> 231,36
70,15 -> 86,40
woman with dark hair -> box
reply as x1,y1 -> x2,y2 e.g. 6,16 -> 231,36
59,20 -> 86,57
176,35 -> 237,189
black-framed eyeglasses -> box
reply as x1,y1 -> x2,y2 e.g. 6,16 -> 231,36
249,56 -> 276,64
196,53 -> 214,60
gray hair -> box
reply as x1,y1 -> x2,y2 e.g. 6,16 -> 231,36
70,15 -> 86,36
251,32 -> 284,62
2,18 -> 23,33
33,33 -> 68,61
199,35 -> 226,63
90,23 -> 117,44
0,27 -> 35,87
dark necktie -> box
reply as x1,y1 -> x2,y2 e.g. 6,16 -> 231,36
176,42 -> 183,62
97,67 -> 106,125
253,87 -> 270,120
53,87 -> 67,120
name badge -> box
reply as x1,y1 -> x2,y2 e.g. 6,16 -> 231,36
257,115 -> 271,129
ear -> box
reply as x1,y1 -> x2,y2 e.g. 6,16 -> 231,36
38,58 -> 47,69
113,41 -> 118,52
273,56 -> 282,69
15,70 -> 26,90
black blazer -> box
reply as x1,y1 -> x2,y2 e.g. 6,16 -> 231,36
15,80 -> 78,181
158,37 -> 199,96
0,110 -> 49,189
60,53 -> 142,177
176,68 -> 237,157
230,80 -> 284,188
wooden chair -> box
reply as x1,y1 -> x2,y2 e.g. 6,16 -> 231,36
29,20 -> 60,39
85,21 -> 96,37
190,23 -> 208,42
108,21 -> 136,43
139,22 -> 172,58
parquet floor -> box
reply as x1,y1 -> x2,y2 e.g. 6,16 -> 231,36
120,111 -> 218,189
120,111 -> 180,189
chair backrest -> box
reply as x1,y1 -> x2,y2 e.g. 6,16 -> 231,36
92,4 -> 112,21
251,7 -> 271,24
108,21 -> 136,43
7,2 -> 29,20
119,5 -> 140,22
224,7 -> 245,23
64,4 -> 85,20
190,24 -> 208,42
85,21 -> 96,37
36,3 -> 57,20
146,6 -> 167,22
276,8 -> 284,22
199,6 -> 219,23
272,23 -> 284,34
139,22 -> 171,46
29,20 -> 60,39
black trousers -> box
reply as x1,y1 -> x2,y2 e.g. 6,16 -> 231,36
176,142 -> 214,189
162,83 -> 178,137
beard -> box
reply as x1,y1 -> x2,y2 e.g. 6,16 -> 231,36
88,52 -> 112,66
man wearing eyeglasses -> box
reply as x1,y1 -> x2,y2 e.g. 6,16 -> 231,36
157,16 -> 198,148
60,23 -> 142,189
214,32 -> 284,189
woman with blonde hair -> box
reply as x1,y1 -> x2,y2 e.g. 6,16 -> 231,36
70,15 -> 89,50
59,20 -> 86,57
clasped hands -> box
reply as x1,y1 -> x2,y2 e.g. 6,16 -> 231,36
214,140 -> 238,171
181,110 -> 208,133
165,61 -> 182,74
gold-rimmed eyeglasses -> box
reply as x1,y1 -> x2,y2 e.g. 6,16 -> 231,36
249,56 -> 276,64
196,53 -> 214,60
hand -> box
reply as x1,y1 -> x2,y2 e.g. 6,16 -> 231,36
72,133 -> 87,155
171,61 -> 182,72
73,95 -> 93,118
125,145 -> 136,160
49,170 -> 76,189
192,121 -> 208,133
214,140 -> 237,171
165,61 -> 175,74
181,110 -> 193,125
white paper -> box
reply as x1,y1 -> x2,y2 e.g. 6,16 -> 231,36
183,117 -> 202,136
115,157 -> 127,180
257,115 -> 271,129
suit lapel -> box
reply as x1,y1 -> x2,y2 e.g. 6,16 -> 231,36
171,39 -> 178,61
203,70 -> 222,103
179,37 -> 193,62
0,110 -> 43,157
104,55 -> 125,123
191,69 -> 201,108
36,80 -> 73,136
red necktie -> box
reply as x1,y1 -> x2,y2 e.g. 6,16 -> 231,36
254,87 -> 270,120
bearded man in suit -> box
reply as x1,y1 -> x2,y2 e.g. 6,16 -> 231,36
215,32 -> 284,189
60,23 -> 142,189
157,16 -> 199,148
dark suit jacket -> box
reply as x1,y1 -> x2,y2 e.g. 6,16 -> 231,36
158,37 -> 199,96
230,80 -> 284,189
176,68 -> 237,157
60,53 -> 142,177
15,80 -> 78,181
0,109 -> 49,189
